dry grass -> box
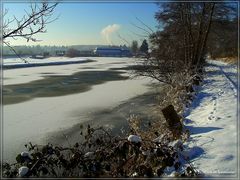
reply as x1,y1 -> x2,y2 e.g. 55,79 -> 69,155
216,57 -> 238,64
127,84 -> 188,143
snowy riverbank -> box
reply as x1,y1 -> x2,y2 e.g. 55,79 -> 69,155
3,57 -> 238,178
183,60 -> 238,177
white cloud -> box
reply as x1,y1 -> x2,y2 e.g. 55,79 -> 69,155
101,24 -> 120,45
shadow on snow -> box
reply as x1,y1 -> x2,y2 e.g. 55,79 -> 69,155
185,125 -> 223,135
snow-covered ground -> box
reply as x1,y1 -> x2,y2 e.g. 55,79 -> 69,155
4,56 -> 88,65
4,56 -> 96,70
183,60 -> 238,177
4,57 -> 132,85
3,57 -> 238,177
3,57 -> 154,162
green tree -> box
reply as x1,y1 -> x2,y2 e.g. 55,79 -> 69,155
139,39 -> 149,54
131,40 -> 139,55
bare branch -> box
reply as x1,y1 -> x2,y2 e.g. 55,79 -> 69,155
130,22 -> 152,35
129,30 -> 149,38
3,3 -> 58,42
3,42 -> 29,63
117,32 -> 130,46
135,17 -> 155,33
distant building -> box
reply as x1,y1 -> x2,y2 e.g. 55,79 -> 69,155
79,50 -> 94,57
31,55 -> 45,59
31,52 -> 49,59
121,49 -> 132,57
55,50 -> 66,56
93,47 -> 132,57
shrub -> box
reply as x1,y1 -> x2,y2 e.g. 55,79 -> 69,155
65,48 -> 80,57
3,122 -> 200,178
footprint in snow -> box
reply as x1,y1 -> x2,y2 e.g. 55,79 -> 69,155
208,96 -> 218,121
208,114 -> 215,120
212,96 -> 217,100
217,90 -> 224,96
222,154 -> 234,161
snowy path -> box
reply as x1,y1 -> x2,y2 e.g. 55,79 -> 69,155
183,60 -> 238,177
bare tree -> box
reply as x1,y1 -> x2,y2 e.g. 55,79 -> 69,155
207,3 -> 238,59
2,2 -> 58,62
134,2 -> 230,88
131,40 -> 139,56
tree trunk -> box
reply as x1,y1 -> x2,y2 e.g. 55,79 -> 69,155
192,3 -> 206,67
200,3 -> 215,63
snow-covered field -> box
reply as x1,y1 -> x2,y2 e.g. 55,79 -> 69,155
4,56 -> 82,65
3,57 -> 154,162
4,56 -> 91,68
4,57 -> 134,85
183,60 -> 238,177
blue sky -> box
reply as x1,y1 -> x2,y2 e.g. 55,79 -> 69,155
3,2 -> 159,46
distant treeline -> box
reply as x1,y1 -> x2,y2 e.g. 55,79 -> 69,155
3,45 -> 125,56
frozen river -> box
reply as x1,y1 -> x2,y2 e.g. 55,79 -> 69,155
3,57 -> 156,162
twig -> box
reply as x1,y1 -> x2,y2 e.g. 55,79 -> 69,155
3,42 -> 29,63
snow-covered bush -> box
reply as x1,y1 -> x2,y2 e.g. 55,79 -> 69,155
2,124 -> 200,178
18,166 -> 29,177
20,151 -> 30,158
84,152 -> 95,159
127,135 -> 142,143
